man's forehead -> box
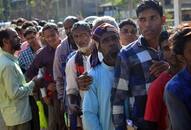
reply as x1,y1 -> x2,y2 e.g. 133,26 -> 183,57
100,32 -> 118,40
138,9 -> 160,18
43,28 -> 57,33
72,29 -> 90,34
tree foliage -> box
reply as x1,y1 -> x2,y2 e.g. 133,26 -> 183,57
105,0 -> 140,6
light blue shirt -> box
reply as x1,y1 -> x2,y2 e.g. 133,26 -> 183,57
82,62 -> 115,130
0,48 -> 34,126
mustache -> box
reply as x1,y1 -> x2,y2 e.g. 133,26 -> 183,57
110,49 -> 120,58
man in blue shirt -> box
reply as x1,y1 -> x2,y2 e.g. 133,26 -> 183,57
164,22 -> 191,130
82,23 -> 121,130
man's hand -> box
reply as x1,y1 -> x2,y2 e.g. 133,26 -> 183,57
68,103 -> 82,116
77,72 -> 93,91
32,76 -> 44,92
43,96 -> 52,105
149,60 -> 169,77
68,94 -> 82,115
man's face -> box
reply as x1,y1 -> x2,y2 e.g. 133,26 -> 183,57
137,9 -> 164,41
163,39 -> 184,70
120,24 -> 137,46
161,40 -> 171,62
161,39 -> 178,68
43,29 -> 60,48
64,20 -> 74,37
72,29 -> 91,49
183,40 -> 191,68
8,29 -> 21,51
99,32 -> 121,66
25,32 -> 39,47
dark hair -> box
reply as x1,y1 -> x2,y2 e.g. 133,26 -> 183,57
15,26 -> 22,33
119,19 -> 137,29
23,27 -> 37,37
21,21 -> 35,30
39,20 -> 47,27
159,31 -> 169,45
136,0 -> 163,17
64,16 -> 79,24
42,23 -> 58,34
31,20 -> 39,26
0,28 -> 10,47
71,21 -> 91,33
172,23 -> 191,55
16,17 -> 26,26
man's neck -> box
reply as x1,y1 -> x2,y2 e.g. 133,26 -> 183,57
53,39 -> 61,49
31,44 -> 40,52
103,59 -> 114,67
147,39 -> 159,49
2,47 -> 15,55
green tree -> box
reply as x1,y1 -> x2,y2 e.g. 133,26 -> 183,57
104,0 -> 139,6
26,0 -> 56,20
104,0 -> 140,19
0,0 -> 3,20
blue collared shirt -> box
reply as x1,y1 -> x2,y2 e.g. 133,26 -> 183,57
165,67 -> 191,130
83,62 -> 115,130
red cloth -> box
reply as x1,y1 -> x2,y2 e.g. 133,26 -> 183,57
144,72 -> 172,130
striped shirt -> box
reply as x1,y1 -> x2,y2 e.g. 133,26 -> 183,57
18,47 -> 36,71
111,35 -> 163,128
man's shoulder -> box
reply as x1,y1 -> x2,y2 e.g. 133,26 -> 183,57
65,52 -> 78,71
122,38 -> 140,50
88,64 -> 103,77
119,40 -> 139,59
0,55 -> 15,70
19,47 -> 32,56
165,73 -> 182,94
35,45 -> 49,56
60,38 -> 69,48
56,38 -> 70,54
150,72 -> 172,90
66,53 -> 76,65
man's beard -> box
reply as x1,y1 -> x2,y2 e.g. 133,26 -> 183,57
78,46 -> 90,53
12,43 -> 21,51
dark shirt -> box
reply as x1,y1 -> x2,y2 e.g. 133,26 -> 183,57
26,45 -> 56,86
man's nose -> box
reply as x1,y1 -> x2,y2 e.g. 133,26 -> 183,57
145,19 -> 152,27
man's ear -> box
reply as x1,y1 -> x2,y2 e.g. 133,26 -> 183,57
162,16 -> 166,25
2,38 -> 9,47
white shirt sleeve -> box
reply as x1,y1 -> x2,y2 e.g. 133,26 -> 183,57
65,55 -> 79,95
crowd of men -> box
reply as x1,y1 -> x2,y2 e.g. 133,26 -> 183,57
0,0 -> 191,130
